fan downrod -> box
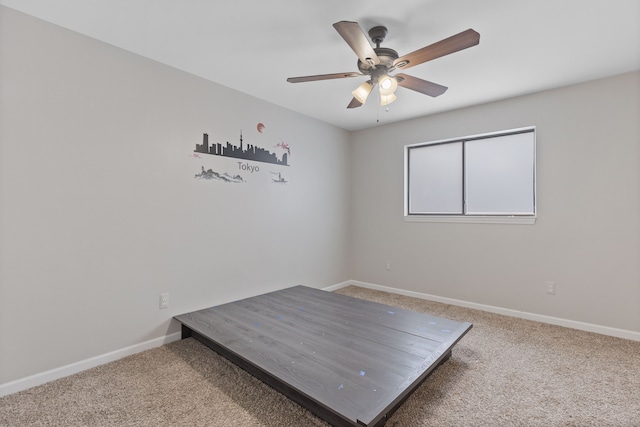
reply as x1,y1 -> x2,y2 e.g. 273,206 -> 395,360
368,26 -> 388,47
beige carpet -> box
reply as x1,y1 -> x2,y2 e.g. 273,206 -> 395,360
1,286 -> 639,426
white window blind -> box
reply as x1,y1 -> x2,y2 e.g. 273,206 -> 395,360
405,127 -> 536,219
408,141 -> 463,214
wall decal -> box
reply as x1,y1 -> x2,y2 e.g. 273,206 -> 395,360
257,122 -> 265,133
195,166 -> 244,183
275,141 -> 291,157
194,132 -> 288,166
271,172 -> 288,184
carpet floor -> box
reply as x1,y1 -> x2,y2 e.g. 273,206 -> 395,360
1,286 -> 639,426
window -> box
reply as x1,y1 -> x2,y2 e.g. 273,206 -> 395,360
405,127 -> 536,224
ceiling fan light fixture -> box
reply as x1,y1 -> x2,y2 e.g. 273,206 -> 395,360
352,80 -> 373,103
287,22 -> 481,110
380,92 -> 397,106
378,75 -> 398,96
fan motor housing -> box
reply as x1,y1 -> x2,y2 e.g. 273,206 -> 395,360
357,47 -> 399,74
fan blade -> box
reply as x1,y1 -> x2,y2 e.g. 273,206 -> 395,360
393,29 -> 480,71
333,21 -> 380,66
347,98 -> 363,109
395,73 -> 448,97
287,72 -> 363,83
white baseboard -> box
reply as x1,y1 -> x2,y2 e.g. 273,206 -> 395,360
0,332 -> 182,397
321,280 -> 352,292
4,280 -> 638,398
340,280 -> 640,342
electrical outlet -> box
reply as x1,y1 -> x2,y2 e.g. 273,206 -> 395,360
159,293 -> 169,309
546,281 -> 556,295
386,261 -> 391,271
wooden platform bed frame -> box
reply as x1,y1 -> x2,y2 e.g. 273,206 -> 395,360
174,285 -> 472,427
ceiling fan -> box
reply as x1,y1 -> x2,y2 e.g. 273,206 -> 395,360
287,21 -> 480,109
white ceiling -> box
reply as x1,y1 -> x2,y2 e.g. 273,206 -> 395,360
2,0 -> 639,131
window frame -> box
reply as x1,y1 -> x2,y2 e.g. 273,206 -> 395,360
404,127 -> 536,224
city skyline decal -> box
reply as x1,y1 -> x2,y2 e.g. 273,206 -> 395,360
194,132 -> 289,167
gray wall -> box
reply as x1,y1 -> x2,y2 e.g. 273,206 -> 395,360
2,5 -> 639,390
0,7 -> 351,384
349,71 -> 640,333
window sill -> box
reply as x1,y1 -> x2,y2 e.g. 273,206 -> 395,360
404,215 -> 536,225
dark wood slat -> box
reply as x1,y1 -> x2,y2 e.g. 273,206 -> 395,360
395,73 -> 448,97
393,28 -> 480,71
175,286 -> 472,427
347,97 -> 363,108
232,297 -> 425,376
287,72 -> 363,83
178,299 -> 408,419
190,301 -> 406,393
277,285 -> 463,343
333,21 -> 381,66
252,290 -> 443,355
